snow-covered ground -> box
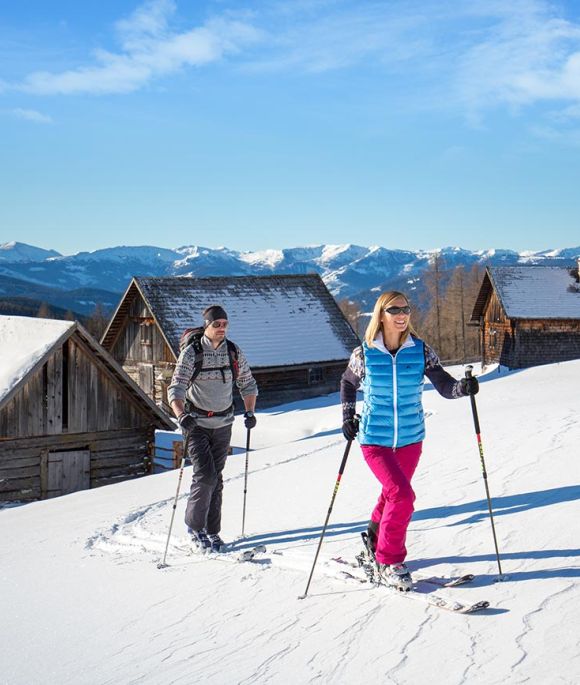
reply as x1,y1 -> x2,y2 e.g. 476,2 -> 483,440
1,361 -> 579,684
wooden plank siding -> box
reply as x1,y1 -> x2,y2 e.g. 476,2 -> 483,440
481,289 -> 513,367
111,293 -> 174,365
0,428 -> 154,501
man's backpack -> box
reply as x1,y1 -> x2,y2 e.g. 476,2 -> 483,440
179,327 -> 239,385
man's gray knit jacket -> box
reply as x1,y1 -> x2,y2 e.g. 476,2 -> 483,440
168,335 -> 258,429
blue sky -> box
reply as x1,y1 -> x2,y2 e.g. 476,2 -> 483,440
1,0 -> 580,255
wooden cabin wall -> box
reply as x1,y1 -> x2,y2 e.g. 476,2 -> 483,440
0,428 -> 153,502
0,338 -> 154,440
67,337 -> 152,433
481,290 -> 514,366
510,320 -> 580,368
241,362 -> 345,409
111,294 -> 174,365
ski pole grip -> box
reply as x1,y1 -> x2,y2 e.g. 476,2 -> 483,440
464,365 -> 481,434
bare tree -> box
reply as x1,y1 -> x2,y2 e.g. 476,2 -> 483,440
86,303 -> 109,340
416,260 -> 486,363
37,302 -> 53,319
338,298 -> 364,339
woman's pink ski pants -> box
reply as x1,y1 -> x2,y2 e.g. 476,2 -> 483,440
361,442 -> 423,565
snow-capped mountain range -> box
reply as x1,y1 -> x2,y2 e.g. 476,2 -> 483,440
1,241 -> 579,316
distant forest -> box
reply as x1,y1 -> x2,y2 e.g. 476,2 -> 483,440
0,299 -> 110,340
339,261 -> 485,364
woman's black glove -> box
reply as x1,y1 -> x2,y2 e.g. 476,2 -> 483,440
460,376 -> 479,396
342,416 -> 359,441
178,413 -> 197,432
244,411 -> 257,429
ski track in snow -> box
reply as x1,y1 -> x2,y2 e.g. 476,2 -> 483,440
86,438 -> 343,559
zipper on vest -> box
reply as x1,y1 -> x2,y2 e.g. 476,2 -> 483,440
391,350 -> 398,449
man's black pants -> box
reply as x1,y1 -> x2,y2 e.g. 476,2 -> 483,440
184,423 -> 232,534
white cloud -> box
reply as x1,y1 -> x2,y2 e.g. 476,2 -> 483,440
453,4 -> 580,115
16,0 -> 261,95
241,0 -> 580,119
7,0 -> 580,128
11,108 -> 53,124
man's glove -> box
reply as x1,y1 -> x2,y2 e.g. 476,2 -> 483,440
342,415 -> 359,441
244,411 -> 257,430
460,376 -> 479,396
178,413 -> 196,432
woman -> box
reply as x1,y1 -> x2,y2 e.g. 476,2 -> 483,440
340,291 -> 478,590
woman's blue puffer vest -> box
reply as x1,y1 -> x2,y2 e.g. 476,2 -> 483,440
358,336 -> 426,448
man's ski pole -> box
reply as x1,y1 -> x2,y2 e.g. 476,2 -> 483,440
465,365 -> 507,581
157,450 -> 187,569
241,427 -> 251,538
298,438 -> 354,599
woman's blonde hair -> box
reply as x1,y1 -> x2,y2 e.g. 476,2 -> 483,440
364,291 -> 417,347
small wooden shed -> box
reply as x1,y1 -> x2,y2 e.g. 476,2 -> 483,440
101,274 -> 360,411
0,316 -> 174,502
470,264 -> 580,369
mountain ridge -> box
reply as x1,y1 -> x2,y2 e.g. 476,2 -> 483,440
1,241 -> 578,317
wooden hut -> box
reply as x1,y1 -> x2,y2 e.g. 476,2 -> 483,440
470,264 -> 580,369
0,316 -> 174,502
101,274 -> 360,412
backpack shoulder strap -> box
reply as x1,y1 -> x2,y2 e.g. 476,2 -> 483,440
226,339 -> 239,381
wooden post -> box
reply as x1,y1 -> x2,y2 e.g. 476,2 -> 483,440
172,440 -> 183,469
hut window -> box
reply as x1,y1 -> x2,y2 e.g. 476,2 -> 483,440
489,329 -> 497,351
140,322 -> 152,346
308,367 -> 324,385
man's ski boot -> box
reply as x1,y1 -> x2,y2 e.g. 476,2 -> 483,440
188,528 -> 211,553
377,562 -> 413,592
208,533 -> 226,553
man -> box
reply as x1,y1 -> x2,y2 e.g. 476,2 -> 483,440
168,305 -> 258,553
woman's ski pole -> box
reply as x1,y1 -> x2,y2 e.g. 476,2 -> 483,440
157,450 -> 187,569
465,366 -> 507,581
298,438 -> 354,599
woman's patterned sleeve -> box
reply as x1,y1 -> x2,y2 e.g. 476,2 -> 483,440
424,343 -> 464,399
340,346 -> 364,420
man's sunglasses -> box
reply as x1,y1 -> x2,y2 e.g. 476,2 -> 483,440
210,321 -> 228,329
383,305 -> 411,315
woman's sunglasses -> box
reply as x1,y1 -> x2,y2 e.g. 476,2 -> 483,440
210,321 -> 229,329
383,305 -> 411,315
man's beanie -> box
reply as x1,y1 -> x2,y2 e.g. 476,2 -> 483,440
203,305 -> 228,328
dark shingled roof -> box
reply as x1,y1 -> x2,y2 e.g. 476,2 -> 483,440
103,274 -> 360,368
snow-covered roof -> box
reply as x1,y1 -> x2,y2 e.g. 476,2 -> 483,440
471,266 -> 580,321
0,315 -> 174,428
103,274 -> 360,367
0,316 -> 73,403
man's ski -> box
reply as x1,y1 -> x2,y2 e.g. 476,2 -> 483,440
237,544 -> 267,562
178,541 -> 267,563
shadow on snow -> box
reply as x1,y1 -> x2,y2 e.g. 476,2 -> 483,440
236,485 -> 580,582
